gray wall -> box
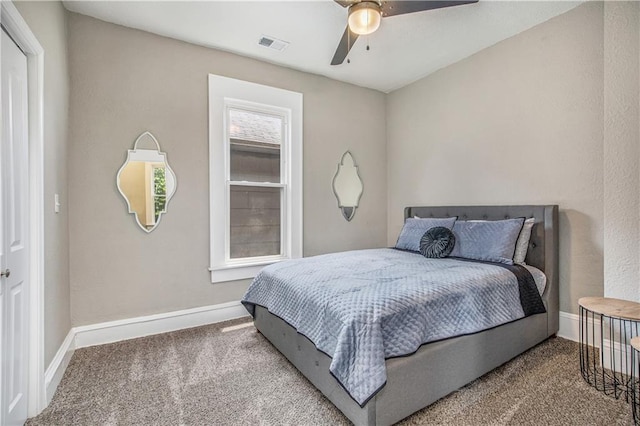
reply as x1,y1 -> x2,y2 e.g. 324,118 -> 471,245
13,1 -> 71,367
67,13 -> 387,325
386,2 -> 605,314
603,1 -> 640,303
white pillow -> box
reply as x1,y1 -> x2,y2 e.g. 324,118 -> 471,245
513,218 -> 535,265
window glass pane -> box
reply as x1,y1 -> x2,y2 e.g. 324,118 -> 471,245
153,166 -> 167,222
230,185 -> 281,259
229,109 -> 281,183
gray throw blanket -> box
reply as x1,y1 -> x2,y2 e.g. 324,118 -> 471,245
242,248 -> 544,406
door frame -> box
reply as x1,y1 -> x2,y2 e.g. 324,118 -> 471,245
1,1 -> 46,417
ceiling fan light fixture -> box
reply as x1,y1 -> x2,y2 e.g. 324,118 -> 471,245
348,1 -> 381,35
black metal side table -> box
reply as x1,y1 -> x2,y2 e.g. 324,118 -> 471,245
630,336 -> 640,425
579,297 -> 640,400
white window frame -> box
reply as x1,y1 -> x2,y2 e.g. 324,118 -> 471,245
208,74 -> 303,283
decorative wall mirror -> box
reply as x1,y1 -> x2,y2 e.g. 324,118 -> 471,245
117,131 -> 177,233
332,151 -> 364,221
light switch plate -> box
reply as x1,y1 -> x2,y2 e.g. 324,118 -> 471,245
54,194 -> 60,213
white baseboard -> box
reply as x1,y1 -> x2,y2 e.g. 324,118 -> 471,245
557,310 -> 634,373
602,337 -> 634,374
558,310 -> 602,344
557,311 -> 580,342
44,329 -> 75,404
42,301 -> 249,404
74,301 -> 249,349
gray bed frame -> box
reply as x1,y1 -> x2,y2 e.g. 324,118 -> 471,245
253,205 -> 559,425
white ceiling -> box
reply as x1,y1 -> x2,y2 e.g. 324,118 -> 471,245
63,0 -> 582,93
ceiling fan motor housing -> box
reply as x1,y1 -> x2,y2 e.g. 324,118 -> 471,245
348,1 -> 382,35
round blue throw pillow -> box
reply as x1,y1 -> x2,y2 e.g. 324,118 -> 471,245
420,226 -> 456,258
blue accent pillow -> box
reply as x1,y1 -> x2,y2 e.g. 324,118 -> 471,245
450,218 -> 525,265
420,227 -> 456,258
395,217 -> 457,252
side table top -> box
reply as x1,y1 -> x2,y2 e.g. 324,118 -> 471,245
579,297 -> 640,321
631,336 -> 640,352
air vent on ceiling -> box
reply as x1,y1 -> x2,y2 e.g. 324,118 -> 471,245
258,35 -> 289,52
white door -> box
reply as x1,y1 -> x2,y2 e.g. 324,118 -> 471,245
1,28 -> 30,426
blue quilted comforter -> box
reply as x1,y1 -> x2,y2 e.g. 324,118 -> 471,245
241,248 -> 545,406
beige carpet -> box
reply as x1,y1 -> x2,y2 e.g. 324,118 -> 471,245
28,317 -> 633,425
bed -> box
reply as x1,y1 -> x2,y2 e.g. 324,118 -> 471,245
245,205 -> 558,425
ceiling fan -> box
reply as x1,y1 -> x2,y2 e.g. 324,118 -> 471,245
331,0 -> 479,65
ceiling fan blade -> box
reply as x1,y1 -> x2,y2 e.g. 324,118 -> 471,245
381,0 -> 478,17
331,26 -> 359,66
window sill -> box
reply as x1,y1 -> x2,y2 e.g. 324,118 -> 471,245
209,260 -> 281,283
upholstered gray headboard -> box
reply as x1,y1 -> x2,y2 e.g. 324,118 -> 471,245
405,205 -> 559,334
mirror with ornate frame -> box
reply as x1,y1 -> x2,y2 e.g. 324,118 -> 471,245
117,131 -> 177,233
332,151 -> 364,221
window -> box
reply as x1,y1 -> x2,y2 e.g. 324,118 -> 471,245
228,108 -> 283,259
209,75 -> 303,283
